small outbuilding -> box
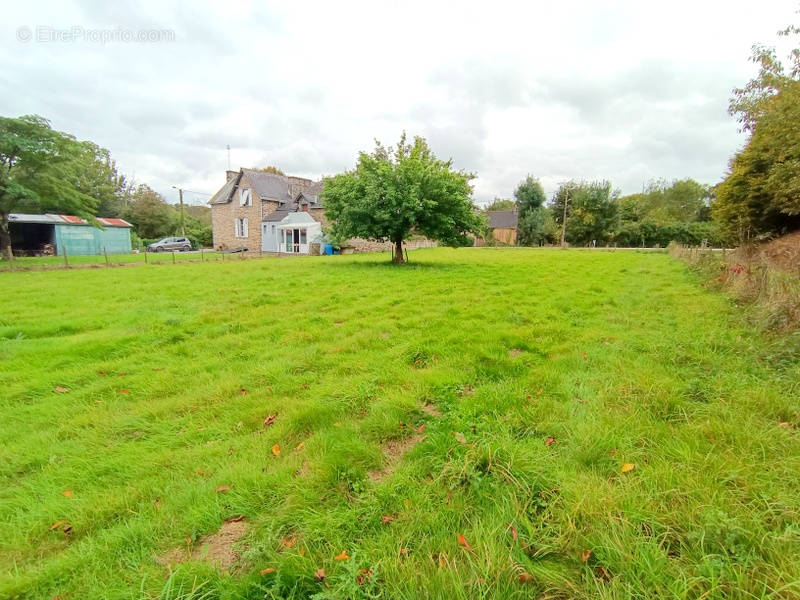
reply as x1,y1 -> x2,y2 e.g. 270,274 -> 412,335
8,213 -> 133,256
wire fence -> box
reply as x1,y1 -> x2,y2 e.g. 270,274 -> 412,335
0,247 -> 280,272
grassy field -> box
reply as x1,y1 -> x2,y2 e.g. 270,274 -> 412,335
1,248 -> 798,599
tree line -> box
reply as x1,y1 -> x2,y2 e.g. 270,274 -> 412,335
0,115 -> 210,260
486,176 -> 721,248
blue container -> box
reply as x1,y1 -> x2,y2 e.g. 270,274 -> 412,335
324,244 -> 333,255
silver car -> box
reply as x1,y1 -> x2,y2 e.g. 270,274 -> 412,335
147,237 -> 192,252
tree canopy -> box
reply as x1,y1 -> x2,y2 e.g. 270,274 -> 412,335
322,134 -> 483,263
485,198 -> 515,211
714,25 -> 800,242
551,181 -> 619,246
0,115 -> 100,260
514,175 -> 550,246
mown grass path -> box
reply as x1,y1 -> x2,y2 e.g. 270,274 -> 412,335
1,248 -> 798,599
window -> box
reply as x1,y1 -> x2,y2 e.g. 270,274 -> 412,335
235,217 -> 249,237
300,229 -> 307,244
240,188 -> 251,206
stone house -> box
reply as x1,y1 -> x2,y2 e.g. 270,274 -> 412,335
209,169 -> 324,254
475,209 -> 518,245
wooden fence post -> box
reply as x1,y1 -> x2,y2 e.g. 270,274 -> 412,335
172,250 -> 176,264
62,246 -> 69,269
200,248 -> 204,262
104,246 -> 110,267
144,250 -> 148,264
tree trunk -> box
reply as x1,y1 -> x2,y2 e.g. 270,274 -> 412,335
392,238 -> 405,264
0,212 -> 12,262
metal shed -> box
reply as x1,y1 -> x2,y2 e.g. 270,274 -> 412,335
8,213 -> 133,256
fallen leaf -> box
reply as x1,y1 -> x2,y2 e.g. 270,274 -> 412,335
457,533 -> 474,552
357,568 -> 373,586
453,431 -> 467,444
594,566 -> 611,581
295,441 -> 305,451
334,550 -> 350,561
314,568 -> 325,581
152,367 -> 164,371
228,447 -> 234,456
507,523 -> 518,542
621,463 -> 635,473
225,515 -> 245,523
61,490 -> 73,499
518,572 -> 534,583
537,389 -> 543,396
299,547 -> 306,556
97,371 -> 106,376
263,414 -> 277,427
581,549 -> 592,563
437,552 -> 448,567
240,388 -> 247,395
259,567 -> 276,575
281,536 -> 297,548
54,386 -> 69,393
215,485 -> 231,493
185,535 -> 192,546
196,468 -> 205,476
545,436 -> 556,446
609,449 -> 618,457
50,520 -> 68,530
399,547 -> 409,556
119,389 -> 130,395
272,444 -> 281,456
381,514 -> 397,525
779,422 -> 789,427
118,372 -> 127,377
581,352 -> 588,359
416,424 -> 426,433
334,422 -> 341,427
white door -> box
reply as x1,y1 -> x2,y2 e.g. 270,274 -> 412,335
262,223 -> 277,252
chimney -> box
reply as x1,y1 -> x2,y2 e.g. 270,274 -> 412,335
226,170 -> 238,182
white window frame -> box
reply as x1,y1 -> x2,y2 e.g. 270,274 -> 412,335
240,188 -> 252,206
235,217 -> 249,238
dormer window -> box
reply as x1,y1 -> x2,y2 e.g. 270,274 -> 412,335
240,188 -> 252,206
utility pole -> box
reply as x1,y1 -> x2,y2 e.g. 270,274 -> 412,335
173,186 -> 185,235
560,186 -> 569,248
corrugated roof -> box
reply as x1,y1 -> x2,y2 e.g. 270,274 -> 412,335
486,210 -> 518,229
9,213 -> 131,227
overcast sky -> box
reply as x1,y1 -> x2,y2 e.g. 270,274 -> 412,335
1,1 -> 798,206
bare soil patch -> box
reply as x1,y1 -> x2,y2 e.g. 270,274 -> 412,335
369,434 -> 426,482
158,520 -> 249,571
421,403 -> 442,417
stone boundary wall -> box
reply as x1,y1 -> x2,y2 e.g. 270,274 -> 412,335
343,238 -> 438,254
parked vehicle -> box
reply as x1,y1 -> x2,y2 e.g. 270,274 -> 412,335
146,237 -> 192,252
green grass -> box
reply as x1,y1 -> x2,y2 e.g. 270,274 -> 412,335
1,248 -> 798,599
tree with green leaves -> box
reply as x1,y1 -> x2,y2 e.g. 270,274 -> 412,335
0,115 -> 99,260
322,134 -> 483,263
123,184 -> 176,239
514,175 -> 550,246
254,165 -> 285,175
485,197 -> 515,211
715,24 -> 800,242
618,178 -> 711,225
551,180 -> 619,246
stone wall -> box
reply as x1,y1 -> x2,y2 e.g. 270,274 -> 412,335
342,238 -> 438,254
211,172 -> 280,251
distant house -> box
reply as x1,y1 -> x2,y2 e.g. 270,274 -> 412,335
209,169 -> 324,254
8,213 -> 133,256
479,209 -> 518,245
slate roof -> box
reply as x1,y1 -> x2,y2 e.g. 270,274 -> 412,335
208,169 -> 323,208
486,210 -> 518,229
264,210 -> 291,222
